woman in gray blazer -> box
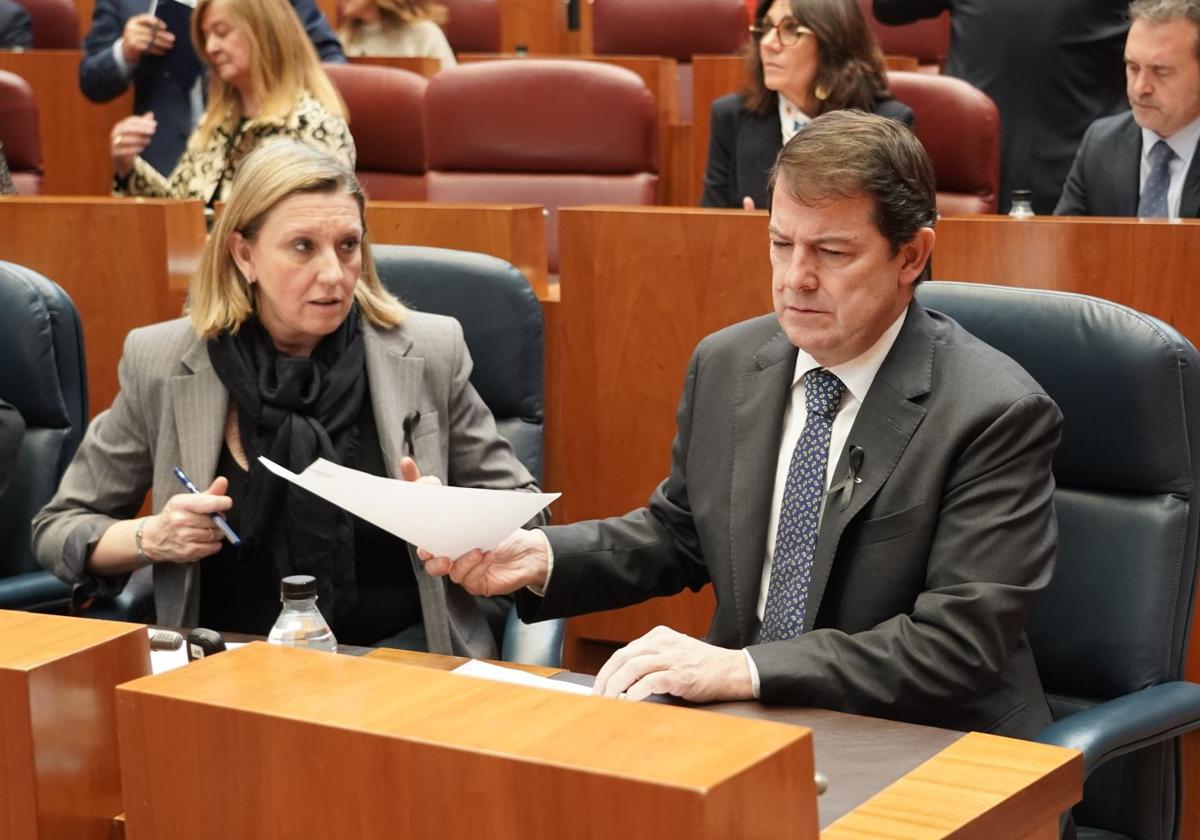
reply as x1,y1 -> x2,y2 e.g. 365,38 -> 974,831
33,140 -> 539,657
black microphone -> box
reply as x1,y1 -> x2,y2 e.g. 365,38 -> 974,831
186,628 -> 227,661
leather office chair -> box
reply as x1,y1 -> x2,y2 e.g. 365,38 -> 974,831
887,71 -> 999,215
370,244 -> 564,667
19,0 -> 78,47
857,0 -> 948,73
591,0 -> 748,121
916,281 -> 1200,840
0,262 -> 85,612
439,0 -> 500,53
323,63 -> 428,201
0,70 -> 43,195
424,60 -> 658,275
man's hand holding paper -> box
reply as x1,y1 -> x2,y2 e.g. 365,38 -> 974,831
418,528 -> 550,597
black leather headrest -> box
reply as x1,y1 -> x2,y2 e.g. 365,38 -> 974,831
369,245 -> 543,428
918,282 -> 1197,494
0,261 -> 87,436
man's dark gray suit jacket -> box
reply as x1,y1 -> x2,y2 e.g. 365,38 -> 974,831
1055,111 -> 1200,217
520,300 -> 1062,739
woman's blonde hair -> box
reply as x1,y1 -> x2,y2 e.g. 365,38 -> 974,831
190,139 -> 406,338
190,0 -> 347,147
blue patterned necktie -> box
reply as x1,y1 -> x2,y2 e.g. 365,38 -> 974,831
759,368 -> 846,643
1138,140 -> 1176,219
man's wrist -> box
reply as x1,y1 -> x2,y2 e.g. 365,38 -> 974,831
742,648 -> 762,699
134,517 -> 152,565
525,528 -> 554,596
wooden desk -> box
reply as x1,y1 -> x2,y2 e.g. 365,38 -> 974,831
373,649 -> 1081,838
0,50 -> 133,196
346,54 -> 443,77
1,611 -> 149,840
0,196 -> 206,414
363,201 -> 549,298
109,644 -> 1078,839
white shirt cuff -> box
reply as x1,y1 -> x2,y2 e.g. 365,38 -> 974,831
524,528 -> 554,597
112,38 -> 134,78
743,648 -> 762,699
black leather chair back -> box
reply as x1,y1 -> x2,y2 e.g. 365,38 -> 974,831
370,245 -> 544,483
0,261 -> 87,611
917,281 -> 1200,840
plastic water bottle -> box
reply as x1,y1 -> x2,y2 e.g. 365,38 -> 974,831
1008,189 -> 1036,219
267,575 -> 337,653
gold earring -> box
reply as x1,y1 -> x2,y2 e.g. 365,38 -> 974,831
814,83 -> 829,101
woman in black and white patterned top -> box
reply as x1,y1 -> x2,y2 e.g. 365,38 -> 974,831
108,0 -> 355,206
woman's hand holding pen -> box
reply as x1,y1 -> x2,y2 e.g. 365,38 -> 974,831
140,477 -> 232,563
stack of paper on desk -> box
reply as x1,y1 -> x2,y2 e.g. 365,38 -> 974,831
259,457 -> 559,558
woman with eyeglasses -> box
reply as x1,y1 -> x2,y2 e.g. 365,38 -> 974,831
701,0 -> 913,209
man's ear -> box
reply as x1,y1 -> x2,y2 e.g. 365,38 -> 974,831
897,227 -> 936,287
229,231 -> 255,283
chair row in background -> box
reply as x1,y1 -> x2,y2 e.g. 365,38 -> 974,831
0,0 -> 966,205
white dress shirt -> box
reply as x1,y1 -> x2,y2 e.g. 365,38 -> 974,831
1140,114 -> 1200,219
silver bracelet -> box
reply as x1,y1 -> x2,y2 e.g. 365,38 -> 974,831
134,518 -> 150,564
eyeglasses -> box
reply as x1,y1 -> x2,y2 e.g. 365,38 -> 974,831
749,16 -> 814,47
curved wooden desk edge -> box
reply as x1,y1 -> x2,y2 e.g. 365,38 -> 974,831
822,731 -> 1081,840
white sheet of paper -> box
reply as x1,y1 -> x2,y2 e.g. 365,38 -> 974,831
258,457 -> 559,558
450,658 -> 592,696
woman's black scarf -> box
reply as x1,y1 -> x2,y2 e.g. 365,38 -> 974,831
207,306 -> 367,620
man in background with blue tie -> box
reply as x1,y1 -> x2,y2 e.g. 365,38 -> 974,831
1056,0 -> 1200,218
423,110 -> 1063,739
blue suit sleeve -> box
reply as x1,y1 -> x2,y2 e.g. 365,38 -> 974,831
291,0 -> 346,63
79,0 -> 133,103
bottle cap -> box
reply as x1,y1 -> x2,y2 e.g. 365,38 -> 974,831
1011,189 -> 1032,201
280,574 -> 317,600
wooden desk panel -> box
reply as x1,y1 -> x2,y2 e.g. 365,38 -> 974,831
117,643 -> 818,840
345,54 -> 443,77
0,197 -> 206,414
691,55 -> 746,205
549,206 -> 770,668
363,201 -> 548,298
371,649 -> 1081,838
0,610 -> 149,840
0,50 -> 133,196
933,215 -> 1200,343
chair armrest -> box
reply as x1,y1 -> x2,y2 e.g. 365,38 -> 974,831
1035,682 -> 1200,779
502,607 -> 565,668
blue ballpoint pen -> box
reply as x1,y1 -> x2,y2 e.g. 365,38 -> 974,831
172,466 -> 242,545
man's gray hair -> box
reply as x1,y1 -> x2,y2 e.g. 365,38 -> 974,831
1130,0 -> 1200,60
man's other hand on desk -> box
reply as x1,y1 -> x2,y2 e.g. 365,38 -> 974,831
594,626 -> 754,703
417,528 -> 551,597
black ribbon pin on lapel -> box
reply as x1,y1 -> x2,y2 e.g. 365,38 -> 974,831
826,445 -> 864,511
402,410 -> 422,458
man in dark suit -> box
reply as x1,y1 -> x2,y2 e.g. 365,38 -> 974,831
873,0 -> 1130,214
78,0 -> 345,175
423,111 -> 1062,739
1056,0 -> 1200,218
0,0 -> 31,48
